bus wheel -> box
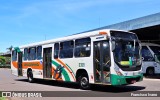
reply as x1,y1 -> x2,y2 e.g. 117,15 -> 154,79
28,71 -> 34,83
147,68 -> 154,76
79,74 -> 90,90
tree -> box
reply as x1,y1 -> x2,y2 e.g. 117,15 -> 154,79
0,56 -> 6,65
6,45 -> 13,52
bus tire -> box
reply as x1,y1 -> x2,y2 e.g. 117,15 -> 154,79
147,68 -> 154,76
79,74 -> 90,90
27,71 -> 34,83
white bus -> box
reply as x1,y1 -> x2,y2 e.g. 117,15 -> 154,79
141,43 -> 160,75
11,29 -> 143,89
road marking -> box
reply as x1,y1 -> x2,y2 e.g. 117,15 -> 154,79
143,78 -> 160,81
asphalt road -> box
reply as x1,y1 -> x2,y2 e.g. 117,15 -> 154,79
0,68 -> 160,100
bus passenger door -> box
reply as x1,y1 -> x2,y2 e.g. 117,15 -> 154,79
18,52 -> 23,76
94,41 -> 111,83
43,47 -> 52,78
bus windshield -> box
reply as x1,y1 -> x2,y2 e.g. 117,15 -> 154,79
157,55 -> 160,61
149,46 -> 160,54
114,40 -> 141,67
111,31 -> 141,68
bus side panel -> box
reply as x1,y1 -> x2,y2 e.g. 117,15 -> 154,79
22,61 -> 44,79
22,69 -> 27,77
142,61 -> 156,74
51,57 -> 94,83
52,58 -> 77,82
154,63 -> 160,74
11,61 -> 18,76
32,69 -> 43,79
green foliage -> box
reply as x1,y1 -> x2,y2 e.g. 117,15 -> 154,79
0,56 -> 6,65
0,56 -> 11,64
0,97 -> 7,100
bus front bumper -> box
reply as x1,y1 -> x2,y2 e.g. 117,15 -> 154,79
110,74 -> 143,85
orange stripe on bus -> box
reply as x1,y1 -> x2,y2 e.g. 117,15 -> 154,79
12,61 -> 43,70
55,59 -> 76,81
12,61 -> 18,68
12,61 -> 42,70
22,62 -> 43,70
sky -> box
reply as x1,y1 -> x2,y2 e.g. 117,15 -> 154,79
0,0 -> 160,52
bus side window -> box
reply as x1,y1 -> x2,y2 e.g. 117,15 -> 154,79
12,50 -> 17,61
60,41 -> 74,58
24,48 -> 28,61
54,43 -> 59,59
28,47 -> 36,60
142,46 -> 154,61
74,37 -> 91,57
37,46 -> 42,60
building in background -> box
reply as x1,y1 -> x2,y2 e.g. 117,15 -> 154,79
82,12 -> 160,44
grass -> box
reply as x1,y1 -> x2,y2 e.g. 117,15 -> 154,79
0,91 -> 7,100
0,97 -> 7,100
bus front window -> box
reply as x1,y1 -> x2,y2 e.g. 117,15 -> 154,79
111,31 -> 142,71
155,54 -> 160,62
114,40 -> 141,67
149,46 -> 160,63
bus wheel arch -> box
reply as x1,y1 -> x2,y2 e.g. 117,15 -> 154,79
146,67 -> 155,76
27,68 -> 34,83
76,69 -> 90,90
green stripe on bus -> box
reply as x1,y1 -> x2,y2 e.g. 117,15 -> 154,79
66,64 -> 75,77
111,74 -> 143,85
52,60 -> 60,67
61,68 -> 71,81
52,60 -> 71,81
